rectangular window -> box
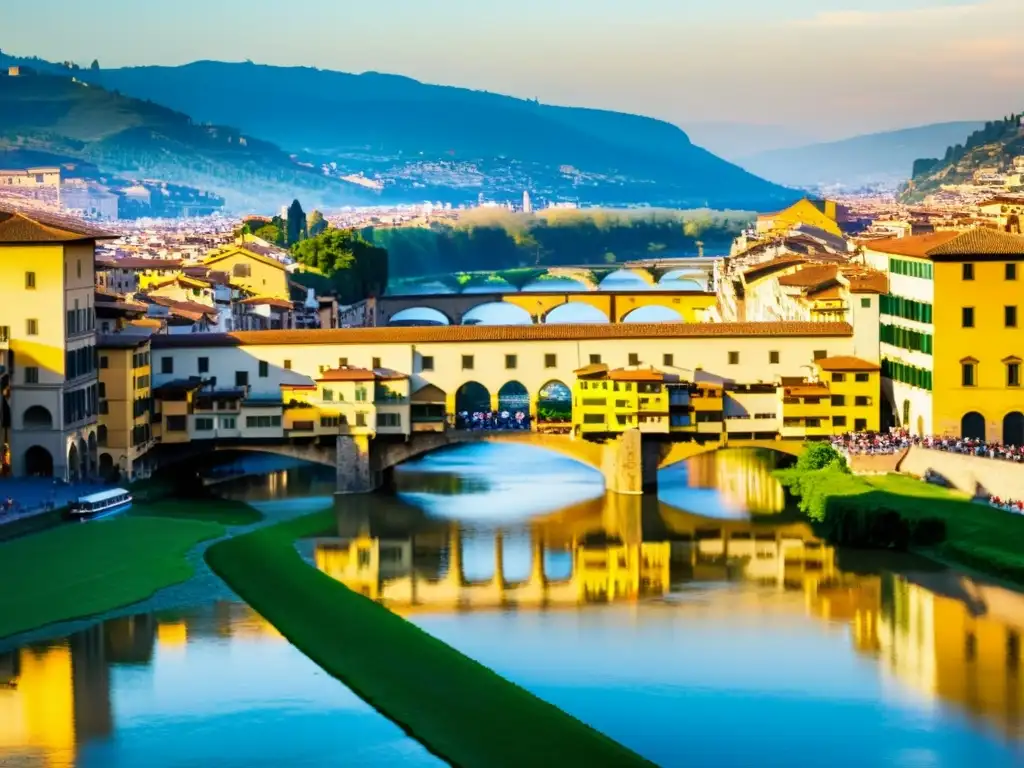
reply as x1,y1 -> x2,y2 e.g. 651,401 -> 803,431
355,387 -> 367,402
962,362 -> 976,387
194,417 -> 214,431
813,350 -> 827,361
962,307 -> 975,328
769,351 -> 780,365
258,360 -> 269,378
24,366 -> 39,384
462,355 -> 475,371
372,357 -> 381,369
662,354 -> 674,367
338,357 -> 348,368
235,371 -> 249,387
284,360 -> 292,370
0,326 -> 9,342
25,271 -> 35,289
728,351 -> 739,365
832,373 -> 846,382
98,382 -> 105,398
421,356 -> 434,371
962,263 -> 975,281
854,418 -> 868,432
855,373 -> 870,383
198,357 -> 209,373
222,417 -> 236,430
1009,363 -> 1021,388
376,412 -> 401,428
1007,306 -> 1018,328
161,357 -> 173,375
832,415 -> 847,427
26,319 -> 38,336
1007,263 -> 1018,281
831,395 -> 846,406
854,396 -> 871,406
589,354 -> 602,365
322,389 -> 334,401
99,355 -> 109,369
583,413 -> 605,424
628,353 -> 640,366
355,412 -> 366,427
544,353 -> 557,369
504,354 -> 516,370
860,297 -> 871,308
166,415 -> 187,432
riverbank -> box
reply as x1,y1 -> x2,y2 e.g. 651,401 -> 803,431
0,497 -> 264,641
780,465 -> 1024,583
205,510 -> 654,768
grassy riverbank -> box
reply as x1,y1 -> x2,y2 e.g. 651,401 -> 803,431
129,497 -> 263,526
0,515 -> 223,640
206,511 -> 654,768
780,460 -> 1024,582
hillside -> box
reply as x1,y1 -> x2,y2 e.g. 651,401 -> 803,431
738,122 -> 985,190
0,71 -> 375,210
82,60 -> 795,209
901,115 -> 1024,202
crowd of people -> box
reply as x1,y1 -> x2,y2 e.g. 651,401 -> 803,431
453,410 -> 532,431
831,429 -> 1024,462
989,495 -> 1024,514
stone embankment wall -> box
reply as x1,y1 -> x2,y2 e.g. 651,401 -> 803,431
846,449 -> 908,475
899,447 -> 1024,501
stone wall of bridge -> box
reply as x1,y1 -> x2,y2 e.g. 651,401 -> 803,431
899,446 -> 1024,501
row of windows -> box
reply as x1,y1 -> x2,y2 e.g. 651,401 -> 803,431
322,387 -> 369,402
880,294 -> 933,324
890,258 -> 933,280
961,361 -> 1021,388
880,323 -> 933,355
66,304 -> 96,337
961,306 -> 1018,328
881,359 -> 933,391
782,416 -> 870,430
65,344 -> 98,381
64,384 -> 98,426
132,423 -> 152,447
962,263 -> 1018,281
831,373 -> 872,383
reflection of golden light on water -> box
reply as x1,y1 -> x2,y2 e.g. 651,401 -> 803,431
156,621 -> 188,649
0,644 -> 76,767
685,449 -> 786,514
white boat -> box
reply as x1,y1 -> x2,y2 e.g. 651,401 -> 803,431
69,488 -> 133,521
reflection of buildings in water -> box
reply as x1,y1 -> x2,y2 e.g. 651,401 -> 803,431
0,603 -> 281,766
683,449 -> 787,515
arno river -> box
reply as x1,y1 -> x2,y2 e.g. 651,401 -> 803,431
3,446 -> 1024,766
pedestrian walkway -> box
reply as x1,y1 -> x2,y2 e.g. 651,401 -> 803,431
0,477 -> 115,527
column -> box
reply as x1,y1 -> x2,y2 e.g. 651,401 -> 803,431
493,530 -> 505,593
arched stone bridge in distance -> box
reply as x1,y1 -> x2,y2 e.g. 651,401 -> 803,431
186,432 -> 805,496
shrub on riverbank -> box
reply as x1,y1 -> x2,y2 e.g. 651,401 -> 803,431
0,516 -> 223,641
206,511 -> 654,768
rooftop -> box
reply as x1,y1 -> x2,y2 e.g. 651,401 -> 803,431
863,228 -> 1024,259
97,257 -> 183,270
0,208 -> 116,244
97,332 -> 153,349
149,322 -> 854,350
815,355 -> 881,372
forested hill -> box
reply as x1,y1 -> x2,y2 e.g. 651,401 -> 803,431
0,69 -> 376,210
82,60 -> 796,209
901,114 -> 1024,201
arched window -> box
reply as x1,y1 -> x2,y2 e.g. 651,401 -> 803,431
22,405 -> 53,430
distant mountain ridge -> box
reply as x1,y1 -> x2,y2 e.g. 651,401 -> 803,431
738,122 -> 985,190
78,59 -> 796,209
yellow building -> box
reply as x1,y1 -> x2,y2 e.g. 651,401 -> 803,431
203,242 -> 289,299
815,356 -> 881,434
282,366 -> 410,438
755,198 -> 845,238
864,228 -> 1024,441
97,334 -> 154,481
572,364 -> 675,436
0,209 -> 111,479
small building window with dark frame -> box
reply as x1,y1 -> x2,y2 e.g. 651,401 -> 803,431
1007,263 -> 1018,281
421,356 -> 434,371
504,354 -> 516,369
25,271 -> 35,289
1008,362 -> 1021,388
161,357 -> 173,375
372,357 -> 381,369
663,353 -> 674,367
963,263 -> 975,280
544,353 -> 557,369
728,351 -> 739,365
769,351 -> 780,365
1006,306 -> 1018,328
259,360 -> 269,378
198,357 -> 209,374
462,355 -> 474,371
235,370 -> 249,387
628,353 -> 640,366
962,361 -> 976,387
962,307 -> 975,328
589,354 -> 602,365
813,350 -> 827,361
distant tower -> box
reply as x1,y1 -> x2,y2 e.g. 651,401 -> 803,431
522,190 -> 533,214
477,191 -> 485,207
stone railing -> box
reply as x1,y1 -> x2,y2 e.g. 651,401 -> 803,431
899,446 -> 1024,501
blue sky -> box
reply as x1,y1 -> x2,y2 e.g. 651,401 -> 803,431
2,0 -> 1019,141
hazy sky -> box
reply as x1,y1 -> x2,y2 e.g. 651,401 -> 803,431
2,0 -> 1020,141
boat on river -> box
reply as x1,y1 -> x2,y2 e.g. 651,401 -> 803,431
68,488 -> 133,521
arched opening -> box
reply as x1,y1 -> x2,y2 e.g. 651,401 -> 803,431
520,277 -> 588,292
24,446 -> 53,477
497,381 -> 530,429
598,269 -> 656,290
78,438 -> 88,478
461,302 -> 533,326
902,399 -> 911,429
68,442 -> 80,482
460,278 -> 515,294
543,546 -> 574,582
97,424 -> 108,447
1004,412 -> 1024,446
544,303 -> 609,324
87,432 -> 98,475
22,405 -> 53,431
454,382 -> 491,427
658,270 -> 706,290
961,411 -> 986,440
98,452 -> 117,481
537,380 -> 572,429
621,305 -> 685,323
387,307 -> 451,326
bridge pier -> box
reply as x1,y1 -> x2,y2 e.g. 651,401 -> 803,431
598,429 -> 660,495
335,434 -> 382,494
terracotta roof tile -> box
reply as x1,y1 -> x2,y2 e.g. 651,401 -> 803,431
815,355 -> 880,372
98,257 -> 183,270
862,231 -> 960,258
150,322 -> 853,350
316,366 -> 377,382
239,296 -> 295,310
926,228 -> 1024,257
845,271 -> 888,294
777,265 -> 838,288
0,207 -> 116,244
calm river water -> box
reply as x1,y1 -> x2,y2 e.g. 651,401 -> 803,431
3,445 -> 1024,767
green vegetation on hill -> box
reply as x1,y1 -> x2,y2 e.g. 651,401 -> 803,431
367,208 -> 749,278
81,60 -> 795,208
740,121 -> 985,189
291,227 -> 389,302
902,114 -> 1024,201
0,72 -> 375,210
205,510 -> 654,768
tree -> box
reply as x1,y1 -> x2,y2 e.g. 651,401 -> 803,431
253,224 -> 284,247
286,199 -> 307,246
795,443 -> 847,473
291,227 -> 389,303
308,209 -> 327,237
90,59 -> 100,71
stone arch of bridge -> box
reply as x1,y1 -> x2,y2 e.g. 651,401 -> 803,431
386,307 -> 453,326
655,439 -> 805,470
460,301 -> 533,326
542,302 -> 611,324
154,442 -> 339,474
613,293 -> 713,323
619,305 -> 686,324
598,268 -> 658,288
